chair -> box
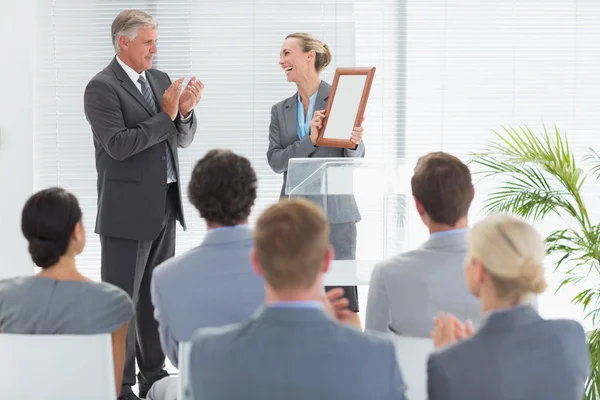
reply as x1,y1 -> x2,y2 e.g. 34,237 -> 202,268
390,335 -> 434,400
177,341 -> 192,400
0,333 -> 116,400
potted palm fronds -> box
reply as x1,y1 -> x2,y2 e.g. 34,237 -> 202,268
470,125 -> 600,399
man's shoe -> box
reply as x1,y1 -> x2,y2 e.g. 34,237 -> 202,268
118,393 -> 141,400
138,370 -> 170,398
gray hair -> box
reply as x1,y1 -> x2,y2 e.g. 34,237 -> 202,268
111,10 -> 158,52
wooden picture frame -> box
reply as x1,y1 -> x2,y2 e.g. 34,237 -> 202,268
316,67 -> 376,149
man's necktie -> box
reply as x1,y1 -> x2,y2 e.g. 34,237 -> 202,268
138,75 -> 177,183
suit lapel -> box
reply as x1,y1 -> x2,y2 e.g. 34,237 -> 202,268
145,69 -> 178,167
109,57 -> 155,117
145,70 -> 164,112
283,80 -> 331,142
283,94 -> 298,142
315,80 -> 330,111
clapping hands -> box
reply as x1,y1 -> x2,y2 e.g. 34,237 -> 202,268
431,312 -> 474,349
179,76 -> 204,118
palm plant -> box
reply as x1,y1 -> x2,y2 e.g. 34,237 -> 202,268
470,125 -> 600,399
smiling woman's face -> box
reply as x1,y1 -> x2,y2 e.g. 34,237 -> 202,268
279,38 -> 314,83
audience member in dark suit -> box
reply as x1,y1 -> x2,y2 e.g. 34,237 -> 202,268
0,188 -> 133,398
83,9 -> 202,399
188,199 -> 406,400
366,152 -> 480,336
147,150 -> 265,400
428,214 -> 589,400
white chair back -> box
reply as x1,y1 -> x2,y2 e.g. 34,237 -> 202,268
390,335 -> 434,400
177,341 -> 192,400
0,333 -> 116,400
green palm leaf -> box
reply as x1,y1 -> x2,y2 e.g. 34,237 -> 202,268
585,149 -> 600,181
470,125 -> 600,400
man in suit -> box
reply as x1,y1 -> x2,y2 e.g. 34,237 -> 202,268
146,150 -> 265,400
188,199 -> 407,400
83,9 -> 203,400
365,152 -> 482,336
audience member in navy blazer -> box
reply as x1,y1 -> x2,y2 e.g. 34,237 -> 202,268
428,214 -> 589,400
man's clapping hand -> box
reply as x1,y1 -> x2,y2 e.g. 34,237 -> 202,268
179,76 -> 204,118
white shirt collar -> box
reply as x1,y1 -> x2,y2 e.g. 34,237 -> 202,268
116,55 -> 147,86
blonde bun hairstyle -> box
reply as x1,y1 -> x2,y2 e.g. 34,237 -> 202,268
468,214 -> 547,303
286,33 -> 332,72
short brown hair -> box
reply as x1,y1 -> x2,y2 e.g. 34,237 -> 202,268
188,150 -> 257,226
254,199 -> 330,291
411,152 -> 473,226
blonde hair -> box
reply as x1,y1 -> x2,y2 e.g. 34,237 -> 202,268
254,198 -> 330,291
286,33 -> 332,73
468,214 -> 547,304
111,10 -> 158,52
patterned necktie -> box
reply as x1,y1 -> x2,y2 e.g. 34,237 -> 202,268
138,75 -> 177,183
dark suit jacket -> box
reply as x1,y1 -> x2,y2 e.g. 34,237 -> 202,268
267,80 -> 364,224
427,306 -> 589,400
84,57 -> 197,241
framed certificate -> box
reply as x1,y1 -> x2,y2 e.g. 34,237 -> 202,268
316,67 -> 376,149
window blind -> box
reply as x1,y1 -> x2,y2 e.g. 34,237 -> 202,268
35,0 -> 599,328
406,0 -> 600,329
34,0 -> 405,279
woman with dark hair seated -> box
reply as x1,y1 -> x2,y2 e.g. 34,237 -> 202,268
0,187 -> 134,395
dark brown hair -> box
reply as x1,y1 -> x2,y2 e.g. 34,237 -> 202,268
21,187 -> 82,268
411,152 -> 473,226
188,150 -> 257,225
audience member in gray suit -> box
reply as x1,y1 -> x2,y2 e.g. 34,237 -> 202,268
0,188 -> 133,398
267,33 -> 366,328
147,150 -> 265,400
428,214 -> 589,400
366,152 -> 481,336
188,199 -> 406,400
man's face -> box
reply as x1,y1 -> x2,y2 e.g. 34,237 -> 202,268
121,28 -> 157,72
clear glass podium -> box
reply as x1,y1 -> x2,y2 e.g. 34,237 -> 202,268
285,158 -> 412,286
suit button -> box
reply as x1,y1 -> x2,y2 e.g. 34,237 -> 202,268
161,155 -> 166,161
161,180 -> 166,186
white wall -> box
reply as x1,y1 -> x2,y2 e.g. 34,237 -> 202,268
0,1 -> 36,277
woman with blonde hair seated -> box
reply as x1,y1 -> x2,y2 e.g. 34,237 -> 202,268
428,214 -> 589,400
0,187 -> 134,396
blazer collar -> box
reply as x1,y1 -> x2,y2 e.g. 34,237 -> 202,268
200,225 -> 253,247
477,305 -> 542,335
283,80 -> 331,138
251,304 -> 335,325
421,229 -> 469,251
109,56 -> 158,116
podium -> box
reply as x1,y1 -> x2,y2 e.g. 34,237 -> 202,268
285,158 -> 412,286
